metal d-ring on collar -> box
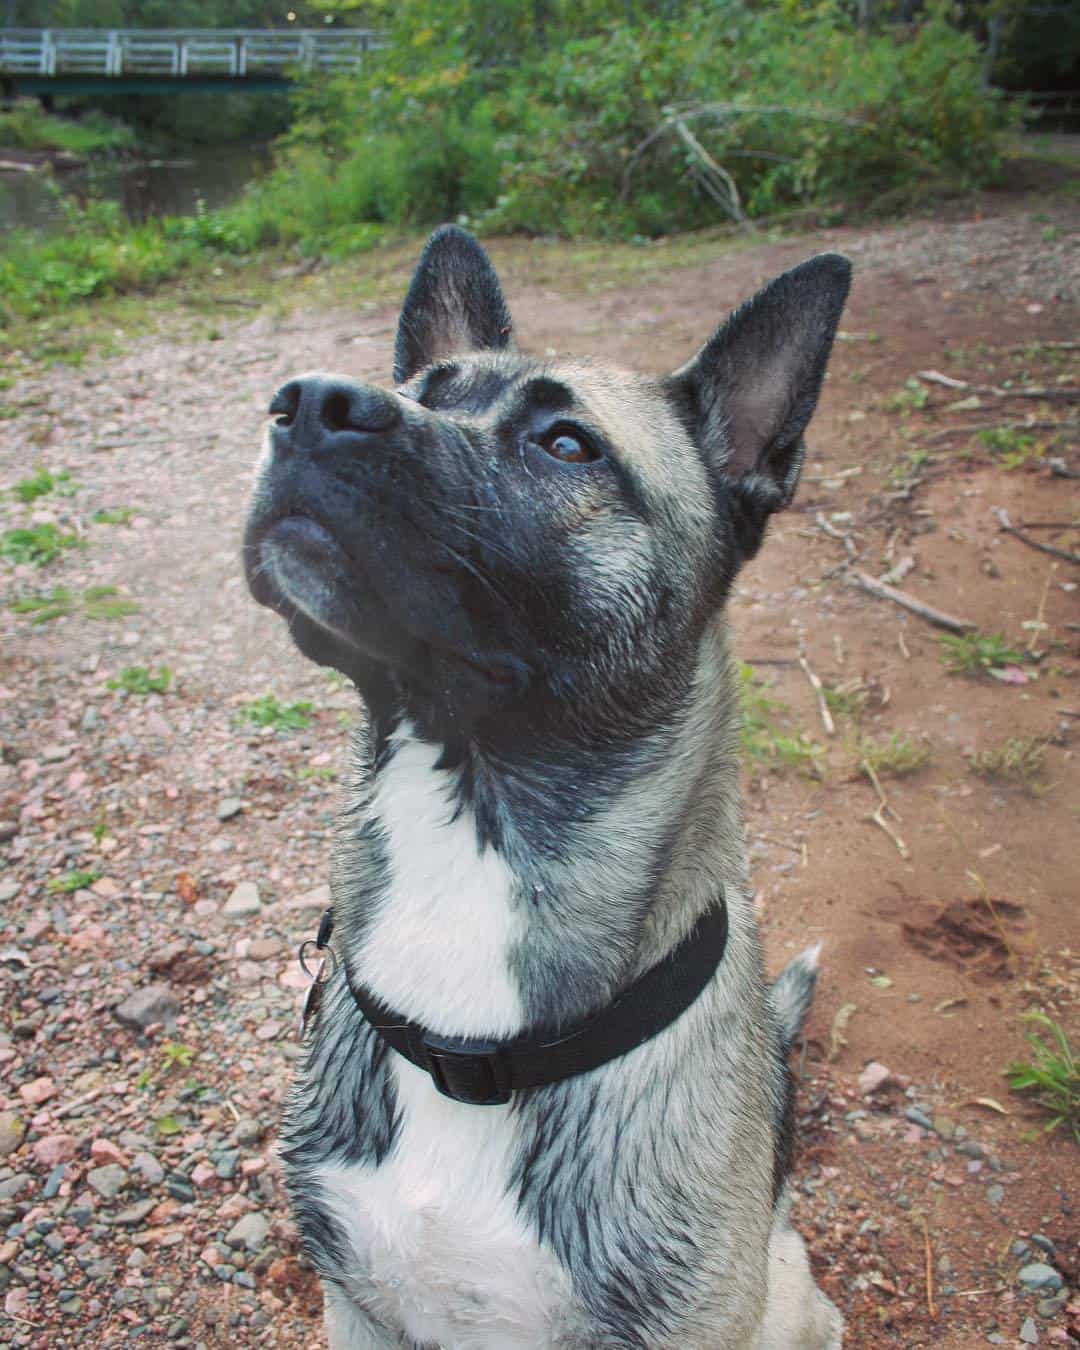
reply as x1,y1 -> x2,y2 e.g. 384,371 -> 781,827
296,907 -> 337,1038
297,897 -> 730,1109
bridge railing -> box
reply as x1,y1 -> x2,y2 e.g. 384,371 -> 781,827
0,29 -> 382,79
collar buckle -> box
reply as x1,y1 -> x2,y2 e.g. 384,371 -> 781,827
415,1031 -> 513,1105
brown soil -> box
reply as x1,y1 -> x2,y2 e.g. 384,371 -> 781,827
1,189 -> 1078,1348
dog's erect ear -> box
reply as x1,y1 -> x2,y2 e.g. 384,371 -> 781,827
393,225 -> 514,384
669,254 -> 851,522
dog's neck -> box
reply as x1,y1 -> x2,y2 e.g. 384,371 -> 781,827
334,623 -> 748,1040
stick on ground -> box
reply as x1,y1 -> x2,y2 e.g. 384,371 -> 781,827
852,571 -> 975,633
993,507 -> 1080,565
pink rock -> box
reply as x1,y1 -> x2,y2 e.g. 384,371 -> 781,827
200,1243 -> 221,1269
90,1138 -> 129,1166
18,1076 -> 55,1106
857,1061 -> 894,1096
32,1133 -> 77,1169
217,1193 -> 252,1222
256,1020 -> 282,1041
191,1161 -> 217,1189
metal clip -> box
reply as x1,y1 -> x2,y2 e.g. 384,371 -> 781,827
297,924 -> 337,1040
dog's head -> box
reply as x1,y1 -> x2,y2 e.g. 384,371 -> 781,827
244,227 -> 849,746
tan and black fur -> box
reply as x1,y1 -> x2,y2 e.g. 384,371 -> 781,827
244,226 -> 850,1348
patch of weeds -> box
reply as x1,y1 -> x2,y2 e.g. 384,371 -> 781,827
12,467 -> 76,502
83,585 -> 140,620
236,693 -> 313,733
824,679 -> 869,723
46,867 -> 101,894
859,733 -> 930,779
883,378 -> 929,414
939,631 -> 1023,677
979,425 -> 1044,470
739,664 -> 823,777
9,586 -> 75,623
108,665 -> 171,695
92,506 -> 135,525
153,1114 -> 183,1138
1,523 -> 80,566
1005,1010 -> 1079,1144
970,736 -> 1047,789
298,764 -> 338,783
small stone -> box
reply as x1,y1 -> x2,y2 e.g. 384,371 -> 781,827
1013,1240 -> 1032,1259
234,1270 -> 256,1289
132,1151 -> 165,1186
0,1113 -> 24,1158
213,1263 -> 234,1282
0,879 -> 18,903
1036,1290 -> 1068,1318
225,1211 -> 270,1252
217,798 -> 245,821
224,881 -> 261,918
232,1117 -> 264,1146
114,983 -> 180,1029
957,1140 -> 985,1159
986,1183 -> 1005,1207
1018,1263 -> 1063,1294
32,1134 -> 77,1169
43,1165 -> 66,1199
904,1107 -> 934,1131
90,1138 -> 128,1167
1030,1234 -> 1056,1259
86,1164 -> 128,1200
1020,1316 -> 1039,1344
0,1174 -> 32,1202
166,1176 -> 195,1203
114,1199 -> 155,1226
18,1076 -> 56,1106
932,1116 -> 956,1140
60,1295 -> 83,1316
858,1061 -> 894,1096
247,937 -> 282,962
191,1162 -> 217,1189
0,821 -> 16,843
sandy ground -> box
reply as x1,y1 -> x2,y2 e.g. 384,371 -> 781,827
1,186 -> 1078,1348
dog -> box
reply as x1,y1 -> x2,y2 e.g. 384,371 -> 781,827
244,225 -> 850,1349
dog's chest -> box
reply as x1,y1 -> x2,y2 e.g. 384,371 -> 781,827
313,1059 -> 572,1349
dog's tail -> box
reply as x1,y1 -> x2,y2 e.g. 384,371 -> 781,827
770,943 -> 821,1057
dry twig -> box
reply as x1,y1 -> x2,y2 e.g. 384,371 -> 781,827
919,1215 -> 938,1321
852,571 -> 974,633
993,507 -> 1080,565
799,656 -> 835,736
862,757 -> 909,860
1026,563 -> 1058,654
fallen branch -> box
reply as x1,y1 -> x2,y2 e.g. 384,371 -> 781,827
919,1215 -> 938,1321
852,571 -> 975,633
799,656 -> 835,736
862,758 -> 909,860
917,369 -> 968,389
1026,564 -> 1058,654
52,1087 -> 103,1119
1049,458 -> 1080,480
993,507 -> 1080,565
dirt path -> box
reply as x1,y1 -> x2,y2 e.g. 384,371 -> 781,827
1,194 -> 1078,1349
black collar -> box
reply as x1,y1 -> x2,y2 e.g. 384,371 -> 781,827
311,898 -> 728,1106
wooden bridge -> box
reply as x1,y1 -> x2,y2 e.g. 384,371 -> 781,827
0,28 -> 382,96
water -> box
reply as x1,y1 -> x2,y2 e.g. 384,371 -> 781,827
0,143 -> 269,234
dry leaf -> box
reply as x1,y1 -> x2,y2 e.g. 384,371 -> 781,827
828,1002 -> 858,1063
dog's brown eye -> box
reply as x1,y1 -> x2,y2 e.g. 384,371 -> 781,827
537,426 -> 600,464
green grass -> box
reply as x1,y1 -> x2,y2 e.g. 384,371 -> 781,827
0,102 -> 135,157
970,736 -> 1047,789
1,523 -> 81,566
939,631 -> 1024,676
9,587 -> 75,623
83,585 -> 140,621
12,467 -> 76,503
108,665 -> 171,696
1006,1011 -> 1079,1144
236,693 -> 314,733
823,679 -> 870,723
979,425 -> 1045,470
858,733 -> 931,779
92,506 -> 135,526
46,867 -> 101,894
739,664 -> 823,777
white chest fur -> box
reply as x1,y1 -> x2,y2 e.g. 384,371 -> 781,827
313,1059 -> 572,1349
357,725 -> 526,1038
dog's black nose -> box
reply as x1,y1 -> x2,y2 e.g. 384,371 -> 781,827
269,377 -> 401,446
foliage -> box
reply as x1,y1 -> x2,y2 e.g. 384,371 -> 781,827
739,664 -> 823,776
240,0 -> 1018,246
939,630 -> 1024,675
12,467 -> 77,502
1,523 -> 81,566
83,584 -> 140,620
92,506 -> 135,524
1006,1010 -> 1079,1144
9,587 -> 76,623
0,101 -> 135,157
858,733 -> 930,778
46,868 -> 101,893
108,665 -> 172,695
971,735 -> 1047,787
236,693 -> 313,732
979,424 -> 1044,469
